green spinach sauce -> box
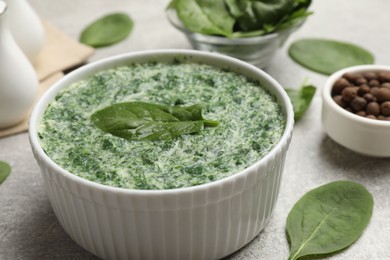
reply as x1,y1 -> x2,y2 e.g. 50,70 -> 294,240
39,62 -> 285,190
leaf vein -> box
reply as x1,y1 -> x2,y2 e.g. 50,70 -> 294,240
290,196 -> 347,260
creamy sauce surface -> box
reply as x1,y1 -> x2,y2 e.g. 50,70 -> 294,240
39,62 -> 285,190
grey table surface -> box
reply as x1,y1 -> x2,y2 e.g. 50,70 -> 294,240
1,0 -> 390,259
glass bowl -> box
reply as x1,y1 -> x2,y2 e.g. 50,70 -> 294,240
166,9 -> 305,68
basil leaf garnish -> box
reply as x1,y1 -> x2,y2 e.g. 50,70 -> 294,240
91,102 -> 219,141
0,161 -> 11,184
286,181 -> 374,260
285,83 -> 316,121
288,38 -> 375,75
80,13 -> 133,48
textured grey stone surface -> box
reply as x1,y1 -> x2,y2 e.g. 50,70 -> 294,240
1,0 -> 390,259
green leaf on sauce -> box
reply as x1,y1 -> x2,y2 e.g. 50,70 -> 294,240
91,102 -> 219,141
285,83 -> 316,121
0,161 -> 11,184
288,38 -> 375,75
286,181 -> 374,260
80,13 -> 133,48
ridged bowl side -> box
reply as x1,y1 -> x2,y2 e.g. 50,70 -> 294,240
32,130 -> 291,260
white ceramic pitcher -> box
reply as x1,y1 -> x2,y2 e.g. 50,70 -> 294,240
4,0 -> 45,64
0,1 -> 38,128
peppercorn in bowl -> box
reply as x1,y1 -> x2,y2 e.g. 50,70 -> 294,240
322,65 -> 390,157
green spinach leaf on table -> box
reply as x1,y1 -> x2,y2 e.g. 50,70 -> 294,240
285,83 -> 316,121
288,38 -> 375,75
80,13 -> 133,48
91,102 -> 219,141
0,161 -> 11,184
286,181 -> 374,260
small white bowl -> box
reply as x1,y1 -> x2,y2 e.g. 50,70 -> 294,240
29,50 -> 294,260
322,65 -> 390,157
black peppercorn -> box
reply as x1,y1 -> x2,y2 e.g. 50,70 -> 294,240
378,71 -> 390,83
368,79 -> 380,87
371,87 -> 380,96
342,87 -> 358,102
333,95 -> 347,108
381,101 -> 390,116
366,115 -> 377,120
356,111 -> 367,117
355,77 -> 367,85
332,78 -> 350,95
363,72 -> 377,80
358,85 -> 370,96
377,88 -> 390,102
363,93 -> 375,103
381,83 -> 390,90
366,102 -> 380,116
343,73 -> 361,82
350,97 -> 367,112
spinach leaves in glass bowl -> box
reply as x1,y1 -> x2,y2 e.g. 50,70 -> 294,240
166,0 -> 312,68
167,0 -> 312,38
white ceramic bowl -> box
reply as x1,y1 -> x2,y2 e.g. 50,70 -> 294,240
322,65 -> 390,157
29,50 -> 294,260
166,9 -> 304,68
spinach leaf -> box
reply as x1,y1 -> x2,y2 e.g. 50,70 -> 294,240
0,161 -> 11,184
285,83 -> 316,121
274,4 -> 312,32
226,0 -> 295,32
286,181 -> 374,260
288,38 -> 375,75
91,102 -> 219,141
169,0 -> 312,37
197,0 -> 235,35
172,0 -> 234,37
80,13 -> 133,48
